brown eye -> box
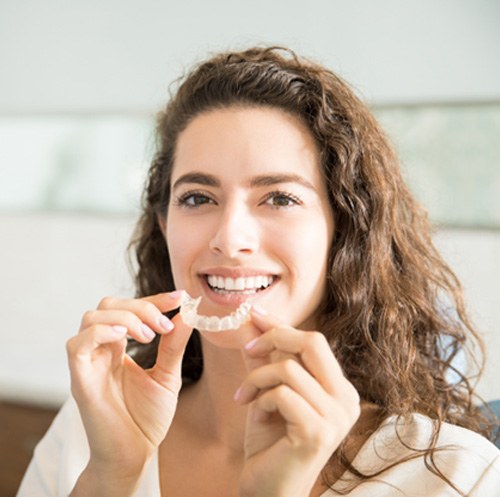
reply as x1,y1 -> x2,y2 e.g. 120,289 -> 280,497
264,191 -> 302,208
177,192 -> 214,207
272,194 -> 292,206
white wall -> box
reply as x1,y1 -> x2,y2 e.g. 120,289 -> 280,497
1,0 -> 500,114
0,0 -> 499,405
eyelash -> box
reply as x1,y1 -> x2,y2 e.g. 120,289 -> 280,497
174,190 -> 214,208
262,190 -> 302,208
173,190 -> 302,209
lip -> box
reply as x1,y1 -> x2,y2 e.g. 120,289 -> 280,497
200,266 -> 279,278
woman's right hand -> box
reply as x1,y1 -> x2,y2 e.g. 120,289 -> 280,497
66,291 -> 193,484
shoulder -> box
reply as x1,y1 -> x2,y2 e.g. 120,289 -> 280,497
328,413 -> 500,496
375,412 -> 499,457
16,397 -> 89,496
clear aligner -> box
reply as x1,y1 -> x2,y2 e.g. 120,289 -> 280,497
179,292 -> 251,332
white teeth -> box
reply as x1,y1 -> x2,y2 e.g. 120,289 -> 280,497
225,277 -> 235,290
206,274 -> 274,292
179,292 -> 252,332
234,277 -> 245,290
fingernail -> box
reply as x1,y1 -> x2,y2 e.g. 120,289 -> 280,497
244,337 -> 259,351
233,386 -> 242,401
252,304 -> 268,316
169,290 -> 185,300
141,323 -> 156,340
112,325 -> 127,335
159,315 -> 174,332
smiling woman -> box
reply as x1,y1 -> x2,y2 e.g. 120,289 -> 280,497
17,47 -> 500,497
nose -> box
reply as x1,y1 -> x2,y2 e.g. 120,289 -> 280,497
208,204 -> 259,258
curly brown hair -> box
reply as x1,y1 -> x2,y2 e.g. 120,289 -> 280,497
128,46 -> 495,493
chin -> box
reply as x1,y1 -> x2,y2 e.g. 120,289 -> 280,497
198,321 -> 258,351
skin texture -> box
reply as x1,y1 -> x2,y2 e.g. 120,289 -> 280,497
67,107 -> 361,497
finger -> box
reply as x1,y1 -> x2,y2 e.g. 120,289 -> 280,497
256,385 -> 358,454
246,321 -> 343,396
149,312 -> 195,388
249,304 -> 285,332
80,309 -> 164,344
238,325 -> 270,374
142,290 -> 185,313
67,323 -> 128,358
67,325 -> 127,396
253,385 -> 327,447
235,359 -> 332,417
239,305 -> 287,373
98,293 -> 182,335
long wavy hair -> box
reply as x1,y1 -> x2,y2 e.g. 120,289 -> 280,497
128,46 -> 495,493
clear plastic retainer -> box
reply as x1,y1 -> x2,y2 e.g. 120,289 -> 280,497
179,292 -> 252,332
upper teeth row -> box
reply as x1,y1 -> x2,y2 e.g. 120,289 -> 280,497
207,275 -> 274,291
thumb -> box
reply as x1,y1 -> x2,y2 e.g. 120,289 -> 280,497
150,312 -> 194,387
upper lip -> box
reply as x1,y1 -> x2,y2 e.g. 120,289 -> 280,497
199,267 -> 279,278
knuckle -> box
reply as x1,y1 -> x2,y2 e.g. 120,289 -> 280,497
308,331 -> 328,348
345,381 -> 361,409
275,384 -> 291,401
98,296 -> 115,309
80,309 -> 97,326
66,335 -> 85,358
65,337 -> 76,356
320,426 -> 338,448
300,420 -> 330,448
267,326 -> 279,341
281,358 -> 299,376
141,300 -> 159,320
309,425 -> 326,445
349,389 -> 362,419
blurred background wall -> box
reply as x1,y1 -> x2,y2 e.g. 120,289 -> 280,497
1,0 -> 499,408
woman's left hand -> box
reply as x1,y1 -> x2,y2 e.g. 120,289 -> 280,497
235,308 -> 361,497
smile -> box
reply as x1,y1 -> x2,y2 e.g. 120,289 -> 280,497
205,275 -> 275,294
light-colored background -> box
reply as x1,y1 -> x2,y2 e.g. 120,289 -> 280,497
0,0 -> 499,406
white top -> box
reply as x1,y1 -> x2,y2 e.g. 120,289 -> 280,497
17,397 -> 500,496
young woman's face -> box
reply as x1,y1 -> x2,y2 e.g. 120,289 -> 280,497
165,106 -> 334,331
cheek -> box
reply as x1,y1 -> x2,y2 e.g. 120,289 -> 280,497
272,215 -> 332,282
299,220 -> 332,291
166,216 -> 198,284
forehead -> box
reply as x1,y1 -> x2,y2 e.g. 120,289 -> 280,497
172,106 -> 323,186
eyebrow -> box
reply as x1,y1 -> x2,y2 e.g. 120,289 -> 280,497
172,172 -> 220,191
172,171 -> 317,192
249,173 -> 316,191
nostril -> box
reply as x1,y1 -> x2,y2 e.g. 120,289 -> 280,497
208,219 -> 259,256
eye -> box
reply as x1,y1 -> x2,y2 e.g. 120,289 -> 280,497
175,191 -> 215,208
263,191 -> 302,208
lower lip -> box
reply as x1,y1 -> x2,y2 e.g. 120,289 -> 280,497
199,276 -> 276,307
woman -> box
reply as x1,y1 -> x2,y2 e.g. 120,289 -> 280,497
18,47 -> 500,496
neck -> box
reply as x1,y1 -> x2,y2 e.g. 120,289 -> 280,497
179,337 -> 250,453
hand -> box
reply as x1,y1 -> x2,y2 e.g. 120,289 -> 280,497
235,308 -> 361,497
66,291 -> 193,481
